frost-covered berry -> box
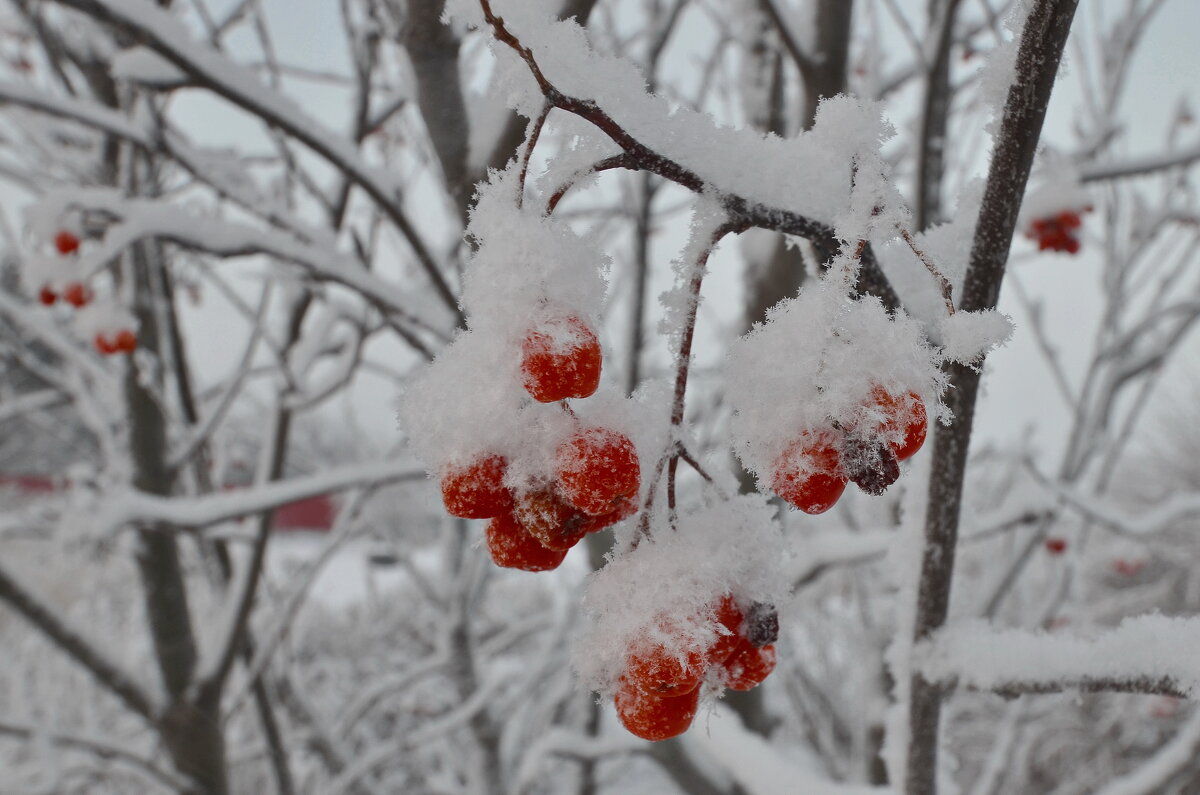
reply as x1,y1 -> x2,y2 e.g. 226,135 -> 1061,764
520,314 -> 602,402
556,427 -> 640,516
722,640 -> 776,691
62,282 -> 92,308
54,230 -> 80,255
440,454 -> 512,519
614,676 -> 699,741
513,487 -> 584,551
841,436 -> 901,496
485,512 -> 567,572
626,641 -> 705,697
705,594 -> 744,664
38,286 -> 57,306
771,432 -> 847,514
571,493 -> 638,535
870,387 -> 927,461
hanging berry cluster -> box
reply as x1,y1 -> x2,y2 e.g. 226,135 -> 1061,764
772,386 -> 928,514
29,229 -> 139,356
1025,207 -> 1089,254
615,595 -> 778,740
725,279 -> 945,513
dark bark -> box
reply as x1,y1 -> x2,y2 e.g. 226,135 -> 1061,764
915,0 -> 964,231
904,2 -> 1079,793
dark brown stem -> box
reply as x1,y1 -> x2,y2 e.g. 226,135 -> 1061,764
905,2 -> 1079,793
899,226 -> 955,315
516,101 -> 552,208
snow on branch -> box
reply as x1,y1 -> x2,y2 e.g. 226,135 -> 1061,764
50,0 -> 464,324
915,617 -> 1200,700
465,0 -> 902,308
96,458 -> 424,531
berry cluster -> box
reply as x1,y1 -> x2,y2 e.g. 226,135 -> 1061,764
771,387 -> 927,514
438,312 -> 640,572
36,230 -> 138,356
1026,208 -> 1088,254
615,596 -> 779,741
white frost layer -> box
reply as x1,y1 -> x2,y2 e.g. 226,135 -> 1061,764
916,616 -> 1200,695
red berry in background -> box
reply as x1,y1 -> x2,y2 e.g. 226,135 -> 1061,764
556,427 -> 640,516
62,282 -> 92,308
1025,208 -> 1087,254
520,313 -> 602,402
614,677 -> 700,741
54,230 -> 80,255
440,454 -> 512,519
513,488 -> 583,551
1112,558 -> 1146,577
1045,538 -> 1067,555
771,432 -> 847,514
626,642 -> 705,697
114,329 -> 138,354
485,512 -> 567,572
93,332 -> 117,355
870,387 -> 927,461
705,594 -> 744,665
722,639 -> 777,691
38,285 -> 57,305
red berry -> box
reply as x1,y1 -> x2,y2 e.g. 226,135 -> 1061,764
38,286 -> 57,305
870,387 -> 927,461
114,329 -> 138,353
484,512 -> 567,572
722,639 -> 777,691
440,454 -> 512,519
62,282 -> 92,308
556,427 -> 640,516
771,432 -> 847,514
1044,538 -> 1067,555
513,488 -> 585,551
93,332 -> 117,355
626,642 -> 705,697
571,494 -> 638,535
54,230 -> 80,255
705,594 -> 744,665
520,314 -> 601,402
614,677 -> 699,741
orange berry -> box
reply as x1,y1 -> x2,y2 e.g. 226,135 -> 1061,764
870,387 -> 927,461
38,286 -> 57,305
520,314 -> 601,402
771,432 -> 847,514
572,494 -> 638,535
485,512 -> 567,572
62,282 -> 92,308
93,332 -> 117,355
513,488 -> 585,551
114,329 -> 137,353
54,230 -> 80,255
614,677 -> 699,741
556,427 -> 639,516
722,640 -> 776,691
627,641 -> 705,697
440,454 -> 512,519
705,594 -> 744,665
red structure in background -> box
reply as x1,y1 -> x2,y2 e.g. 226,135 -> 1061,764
0,475 -> 336,532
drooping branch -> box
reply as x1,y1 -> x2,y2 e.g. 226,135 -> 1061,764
477,0 -> 901,312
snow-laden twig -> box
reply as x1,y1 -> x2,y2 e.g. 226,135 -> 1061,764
51,0 -> 464,324
915,616 -> 1200,699
96,458 -> 425,531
